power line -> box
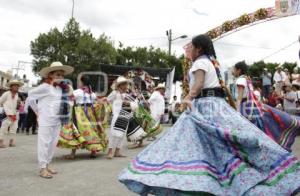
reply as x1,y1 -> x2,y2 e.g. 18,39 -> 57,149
260,40 -> 298,61
214,41 -> 275,50
119,36 -> 166,41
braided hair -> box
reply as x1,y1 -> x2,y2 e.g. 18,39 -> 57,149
192,34 -> 217,59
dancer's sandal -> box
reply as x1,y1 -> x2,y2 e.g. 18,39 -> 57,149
46,167 -> 58,175
39,169 -> 53,179
114,154 -> 127,158
106,154 -> 114,160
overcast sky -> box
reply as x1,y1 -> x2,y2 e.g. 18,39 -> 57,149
0,0 -> 299,81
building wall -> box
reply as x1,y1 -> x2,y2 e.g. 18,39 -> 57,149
0,70 -> 12,89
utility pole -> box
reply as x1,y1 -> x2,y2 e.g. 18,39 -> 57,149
12,61 -> 32,79
71,0 -> 75,18
166,29 -> 172,56
298,35 -> 300,66
166,29 -> 187,56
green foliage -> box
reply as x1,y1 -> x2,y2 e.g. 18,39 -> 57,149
248,61 -> 297,82
31,18 -> 117,82
248,61 -> 297,77
31,18 -> 182,80
281,62 -> 297,73
248,61 -> 280,77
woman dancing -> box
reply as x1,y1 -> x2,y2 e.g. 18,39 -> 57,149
58,75 -> 108,159
118,35 -> 300,195
232,61 -> 300,152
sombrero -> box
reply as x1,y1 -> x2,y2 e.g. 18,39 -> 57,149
39,62 -> 74,78
115,76 -> 131,88
6,79 -> 24,87
154,83 -> 165,90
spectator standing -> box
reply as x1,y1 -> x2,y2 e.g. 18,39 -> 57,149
261,68 -> 272,99
24,99 -> 37,135
17,96 -> 26,133
284,68 -> 292,85
273,66 -> 286,96
283,83 -> 297,114
169,96 -> 180,124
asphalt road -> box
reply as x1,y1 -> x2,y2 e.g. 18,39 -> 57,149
0,128 -> 300,196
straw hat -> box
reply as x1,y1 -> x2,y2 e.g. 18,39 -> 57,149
292,81 -> 300,87
6,79 -> 24,88
284,82 -> 292,87
39,62 -> 74,78
276,66 -> 282,70
154,83 -> 165,90
115,76 -> 130,88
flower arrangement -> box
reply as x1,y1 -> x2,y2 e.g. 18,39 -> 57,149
182,58 -> 191,97
207,29 -> 219,39
204,7 -> 275,40
222,21 -> 234,33
237,14 -> 252,26
254,8 -> 268,20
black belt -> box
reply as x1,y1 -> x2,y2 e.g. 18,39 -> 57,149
195,88 -> 225,99
241,98 -> 247,103
76,103 -> 93,107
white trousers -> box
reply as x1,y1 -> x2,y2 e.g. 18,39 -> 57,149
108,115 -> 126,149
108,134 -> 125,149
0,118 -> 18,140
38,125 -> 60,169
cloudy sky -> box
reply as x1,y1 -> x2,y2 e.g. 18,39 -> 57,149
0,0 -> 299,81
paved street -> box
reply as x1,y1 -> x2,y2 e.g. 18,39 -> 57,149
1,129 -> 300,196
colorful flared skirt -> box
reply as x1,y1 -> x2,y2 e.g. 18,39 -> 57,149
58,103 -> 109,152
240,100 -> 300,151
119,97 -> 300,196
134,105 -> 163,139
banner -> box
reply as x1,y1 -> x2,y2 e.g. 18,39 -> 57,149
165,67 -> 175,100
275,0 -> 300,16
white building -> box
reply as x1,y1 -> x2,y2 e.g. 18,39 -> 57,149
0,70 -> 13,89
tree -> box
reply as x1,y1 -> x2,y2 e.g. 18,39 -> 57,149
31,18 -> 183,81
281,62 -> 297,73
248,61 -> 297,78
31,27 -> 64,73
115,45 -> 183,79
31,18 -> 117,81
248,61 -> 280,78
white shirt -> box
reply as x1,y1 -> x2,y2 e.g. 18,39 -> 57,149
296,90 -> 300,100
148,91 -> 165,121
107,90 -> 124,116
188,56 -> 220,89
273,71 -> 287,83
170,100 -> 180,112
73,89 -> 96,104
0,91 -> 18,115
234,76 -> 248,99
284,91 -> 297,112
27,83 -> 62,126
